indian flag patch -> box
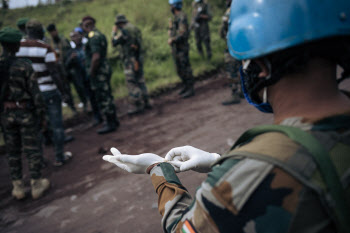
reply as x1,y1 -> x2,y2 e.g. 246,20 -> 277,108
182,220 -> 197,233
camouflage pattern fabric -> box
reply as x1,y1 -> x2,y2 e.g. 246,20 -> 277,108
50,35 -> 71,65
169,11 -> 194,87
149,115 -> 350,233
191,1 -> 212,58
50,35 -> 76,109
85,28 -> 116,117
112,23 -> 149,108
220,7 -> 242,96
0,55 -> 45,180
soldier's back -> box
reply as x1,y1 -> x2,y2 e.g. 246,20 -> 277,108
0,56 -> 34,102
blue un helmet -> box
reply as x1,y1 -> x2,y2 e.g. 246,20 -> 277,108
226,0 -> 350,113
169,0 -> 182,9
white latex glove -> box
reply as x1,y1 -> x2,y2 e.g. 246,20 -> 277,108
165,146 -> 220,173
103,147 -> 165,174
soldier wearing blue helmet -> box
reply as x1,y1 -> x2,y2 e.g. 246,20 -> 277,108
103,0 -> 350,232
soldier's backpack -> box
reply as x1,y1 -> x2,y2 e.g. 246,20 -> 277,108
216,123 -> 350,233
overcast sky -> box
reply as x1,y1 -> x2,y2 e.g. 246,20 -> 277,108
9,0 -> 50,9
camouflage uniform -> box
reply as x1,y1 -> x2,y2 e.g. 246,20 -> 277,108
169,11 -> 195,92
191,0 -> 212,59
112,22 -> 150,111
0,55 -> 46,180
85,28 -> 117,122
220,7 -> 242,103
50,35 -> 76,111
149,115 -> 350,232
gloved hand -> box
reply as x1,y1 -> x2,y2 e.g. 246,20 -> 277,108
102,147 -> 165,174
165,146 -> 220,173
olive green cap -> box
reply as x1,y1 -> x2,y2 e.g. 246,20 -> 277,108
16,17 -> 30,27
0,27 -> 23,43
25,19 -> 43,30
115,14 -> 128,24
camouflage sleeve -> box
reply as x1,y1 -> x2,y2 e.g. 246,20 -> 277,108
26,64 -> 46,119
173,14 -> 189,44
112,30 -> 127,47
149,163 -> 193,232
90,35 -> 102,55
151,158 -> 300,233
62,37 -> 72,63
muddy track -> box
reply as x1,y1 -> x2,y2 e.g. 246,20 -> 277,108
0,70 -> 349,233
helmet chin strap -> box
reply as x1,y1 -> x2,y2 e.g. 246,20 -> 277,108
263,87 -> 268,103
262,58 -> 272,104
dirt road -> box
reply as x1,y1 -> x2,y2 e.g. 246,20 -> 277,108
0,71 -> 349,233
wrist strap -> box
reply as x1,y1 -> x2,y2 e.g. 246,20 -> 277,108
147,162 -> 161,174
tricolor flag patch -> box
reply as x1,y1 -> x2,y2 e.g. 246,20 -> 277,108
182,220 -> 198,233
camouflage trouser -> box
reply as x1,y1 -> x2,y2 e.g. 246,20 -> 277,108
90,71 -> 116,118
1,109 -> 42,180
224,51 -> 242,96
172,47 -> 194,87
123,58 -> 149,108
194,23 -> 211,58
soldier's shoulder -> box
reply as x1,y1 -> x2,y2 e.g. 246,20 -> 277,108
88,29 -> 100,39
179,11 -> 188,21
13,58 -> 33,71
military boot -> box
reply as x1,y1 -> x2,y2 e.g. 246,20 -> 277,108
222,93 -> 241,106
181,86 -> 195,99
31,178 -> 50,199
12,180 -> 26,200
143,97 -> 153,110
97,115 -> 119,134
127,104 -> 144,116
178,86 -> 188,95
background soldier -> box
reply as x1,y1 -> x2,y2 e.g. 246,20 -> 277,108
46,23 -> 77,114
65,30 -> 89,112
103,0 -> 350,232
191,0 -> 212,60
220,0 -> 242,105
112,14 -> 151,115
67,29 -> 102,125
168,0 -> 195,99
17,19 -> 73,167
16,17 -> 29,38
0,27 -> 50,200
81,16 -> 119,134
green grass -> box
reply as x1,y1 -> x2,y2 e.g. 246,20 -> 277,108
0,0 -> 227,101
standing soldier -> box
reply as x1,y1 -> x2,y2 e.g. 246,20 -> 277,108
81,16 -> 119,134
220,0 -> 242,105
191,0 -> 212,60
0,27 -> 50,200
16,19 -> 73,167
112,14 -> 151,115
67,29 -> 102,125
168,0 -> 195,99
46,23 -> 77,114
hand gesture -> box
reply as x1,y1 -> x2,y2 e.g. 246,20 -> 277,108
165,146 -> 220,173
103,147 -> 165,174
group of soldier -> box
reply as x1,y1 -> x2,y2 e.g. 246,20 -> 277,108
0,0 -> 233,201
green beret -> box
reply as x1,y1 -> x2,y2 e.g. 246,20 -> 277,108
16,17 -> 29,27
0,27 -> 22,43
